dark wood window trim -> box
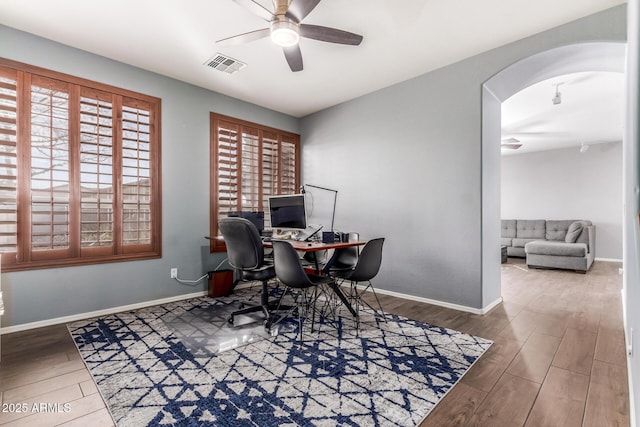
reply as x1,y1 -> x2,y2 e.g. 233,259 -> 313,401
210,113 -> 300,252
0,58 -> 162,272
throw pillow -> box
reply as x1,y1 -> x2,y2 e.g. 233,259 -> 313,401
565,221 -> 584,243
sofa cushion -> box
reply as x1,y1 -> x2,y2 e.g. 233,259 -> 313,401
501,220 -> 517,238
565,221 -> 585,243
516,220 -> 546,239
546,220 -> 575,241
513,238 -> 541,248
525,240 -> 588,257
501,237 -> 513,247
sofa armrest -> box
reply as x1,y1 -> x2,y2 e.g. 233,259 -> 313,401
577,225 -> 595,255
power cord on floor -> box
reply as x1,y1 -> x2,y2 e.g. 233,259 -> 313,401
172,257 -> 231,287
173,273 -> 209,287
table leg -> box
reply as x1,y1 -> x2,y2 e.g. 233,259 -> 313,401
327,280 -> 357,318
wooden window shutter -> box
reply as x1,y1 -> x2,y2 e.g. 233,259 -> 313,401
79,87 -> 114,256
211,118 -> 239,251
120,97 -> 155,253
0,59 -> 161,271
240,126 -> 260,211
280,134 -> 298,195
261,131 -> 279,228
210,113 -> 300,252
0,68 -> 18,264
29,75 -> 72,261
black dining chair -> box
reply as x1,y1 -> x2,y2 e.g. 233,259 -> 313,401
327,232 -> 360,275
218,217 -> 286,327
330,237 -> 386,326
271,240 -> 335,344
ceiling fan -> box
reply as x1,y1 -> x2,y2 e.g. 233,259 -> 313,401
217,0 -> 363,72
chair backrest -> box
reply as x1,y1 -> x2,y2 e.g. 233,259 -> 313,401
333,232 -> 360,269
218,217 -> 264,271
349,238 -> 385,282
272,240 -> 313,289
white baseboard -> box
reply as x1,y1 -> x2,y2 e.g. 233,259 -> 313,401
1,281 -> 503,335
361,286 -> 503,315
595,257 -> 623,263
622,288 -> 637,427
0,291 -> 207,335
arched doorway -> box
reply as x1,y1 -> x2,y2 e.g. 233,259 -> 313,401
480,42 -> 626,307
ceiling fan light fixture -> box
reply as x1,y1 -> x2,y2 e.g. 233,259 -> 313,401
270,21 -> 299,47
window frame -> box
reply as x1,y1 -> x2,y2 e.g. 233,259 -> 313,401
210,113 -> 300,252
0,58 -> 162,272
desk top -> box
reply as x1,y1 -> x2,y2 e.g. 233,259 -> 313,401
206,235 -> 366,252
264,239 -> 366,252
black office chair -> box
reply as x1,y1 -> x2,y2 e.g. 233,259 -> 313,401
330,237 -> 386,326
271,240 -> 335,344
218,217 -> 283,327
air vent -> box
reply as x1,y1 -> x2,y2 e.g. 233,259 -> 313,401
204,54 -> 246,74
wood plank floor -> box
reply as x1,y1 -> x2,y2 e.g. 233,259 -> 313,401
411,258 -> 629,427
0,258 -> 629,426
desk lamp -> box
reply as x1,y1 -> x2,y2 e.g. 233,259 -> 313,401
302,184 -> 338,232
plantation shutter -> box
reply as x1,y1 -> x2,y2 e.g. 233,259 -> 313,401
214,119 -> 240,219
240,126 -> 261,211
120,98 -> 155,253
0,60 -> 161,271
280,134 -> 298,195
0,68 -> 17,264
210,113 -> 300,252
262,131 -> 279,228
79,88 -> 114,256
29,75 -> 72,261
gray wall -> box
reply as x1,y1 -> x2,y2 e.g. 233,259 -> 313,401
300,6 -> 627,310
0,25 -> 299,328
502,142 -> 623,260
624,0 -> 639,423
0,7 -> 630,318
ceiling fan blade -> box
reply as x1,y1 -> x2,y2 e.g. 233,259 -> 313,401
216,28 -> 270,46
283,45 -> 303,72
299,24 -> 363,45
232,0 -> 273,21
285,0 -> 322,23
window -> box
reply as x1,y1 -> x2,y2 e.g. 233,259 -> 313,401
210,113 -> 300,252
0,59 -> 161,271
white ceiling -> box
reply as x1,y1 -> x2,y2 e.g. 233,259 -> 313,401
501,71 -> 625,155
0,0 -> 625,118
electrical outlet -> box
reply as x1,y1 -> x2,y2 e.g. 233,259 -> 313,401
170,268 -> 178,279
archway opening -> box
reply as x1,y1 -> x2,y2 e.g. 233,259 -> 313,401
480,42 -> 626,308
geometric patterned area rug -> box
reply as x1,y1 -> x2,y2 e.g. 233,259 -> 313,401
68,287 -> 492,427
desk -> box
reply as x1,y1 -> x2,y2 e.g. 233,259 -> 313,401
264,239 -> 365,273
264,239 -> 366,317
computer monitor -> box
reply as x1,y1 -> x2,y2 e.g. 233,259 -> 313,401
227,211 -> 264,234
268,194 -> 307,230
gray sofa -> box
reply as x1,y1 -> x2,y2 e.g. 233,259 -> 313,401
501,219 -> 595,272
